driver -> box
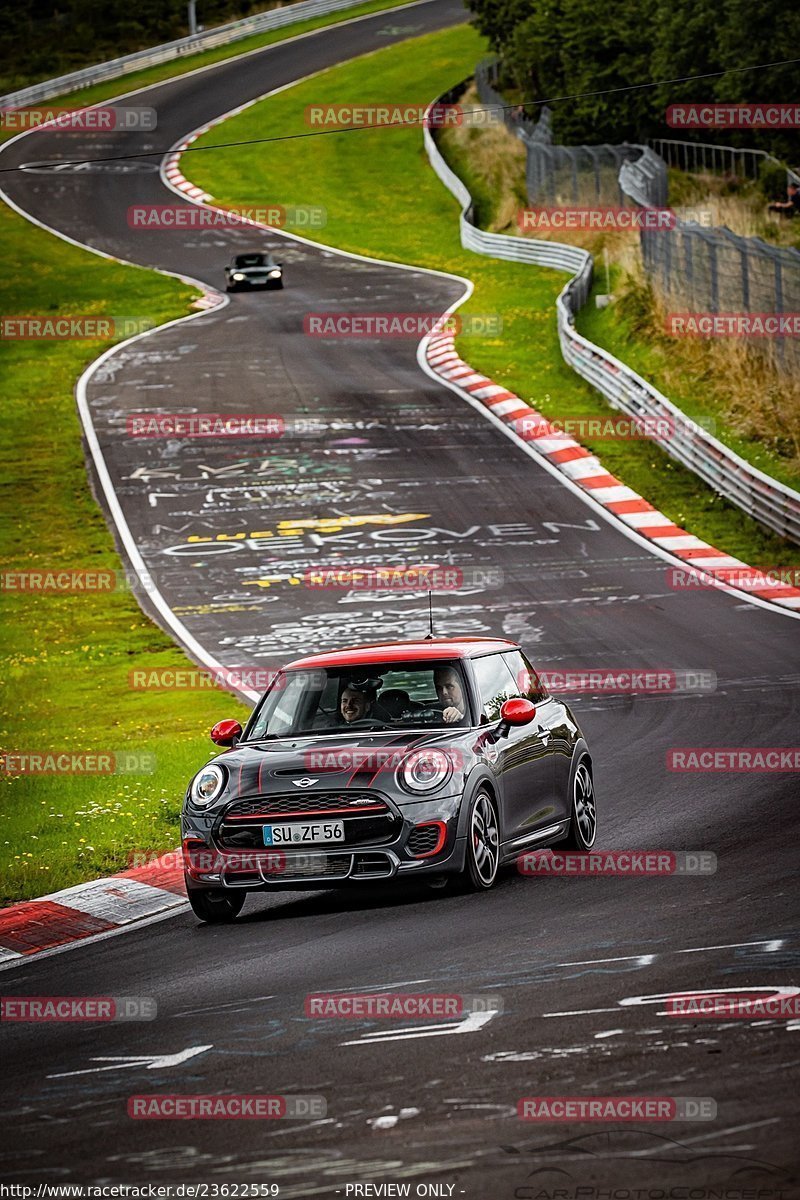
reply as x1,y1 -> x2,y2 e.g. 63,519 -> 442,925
433,667 -> 467,724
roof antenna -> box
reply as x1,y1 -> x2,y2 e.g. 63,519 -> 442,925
424,588 -> 435,640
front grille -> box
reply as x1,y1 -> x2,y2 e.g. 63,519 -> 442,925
407,824 -> 444,856
224,792 -> 389,819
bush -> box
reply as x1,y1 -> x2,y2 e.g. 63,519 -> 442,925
759,160 -> 791,202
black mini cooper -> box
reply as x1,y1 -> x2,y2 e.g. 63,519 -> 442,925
224,251 -> 283,291
181,638 -> 596,922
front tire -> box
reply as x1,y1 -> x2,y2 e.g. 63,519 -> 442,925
559,759 -> 597,850
460,789 -> 500,890
186,885 -> 246,924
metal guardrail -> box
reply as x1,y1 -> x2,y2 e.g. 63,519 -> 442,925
648,138 -> 800,188
0,0 -> 375,107
424,87 -> 800,546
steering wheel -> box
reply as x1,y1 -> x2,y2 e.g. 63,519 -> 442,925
412,707 -> 446,724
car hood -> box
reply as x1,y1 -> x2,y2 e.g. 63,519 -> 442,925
211,729 -> 468,799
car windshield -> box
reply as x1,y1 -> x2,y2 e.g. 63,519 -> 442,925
245,660 -> 470,739
234,253 -> 268,267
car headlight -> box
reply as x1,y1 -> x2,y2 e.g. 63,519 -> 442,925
232,272 -> 245,281
190,764 -> 226,806
399,748 -> 452,793
268,270 -> 281,278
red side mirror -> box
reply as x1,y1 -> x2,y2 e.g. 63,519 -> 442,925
499,697 -> 536,727
210,719 -> 242,747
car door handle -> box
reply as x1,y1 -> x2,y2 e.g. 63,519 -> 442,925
535,726 -> 551,745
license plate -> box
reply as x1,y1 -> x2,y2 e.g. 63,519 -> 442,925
263,822 -> 345,846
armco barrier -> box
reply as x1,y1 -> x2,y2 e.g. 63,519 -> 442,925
424,86 -> 800,546
0,0 -> 381,108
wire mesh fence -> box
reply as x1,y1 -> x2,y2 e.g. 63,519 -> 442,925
475,59 -> 659,209
631,152 -> 800,372
475,60 -> 800,373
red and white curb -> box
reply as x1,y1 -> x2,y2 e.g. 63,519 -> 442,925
425,331 -> 800,611
0,854 -> 187,965
163,135 -> 213,204
162,137 -> 222,312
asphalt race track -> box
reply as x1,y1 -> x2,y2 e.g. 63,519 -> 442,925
1,2 -> 799,1194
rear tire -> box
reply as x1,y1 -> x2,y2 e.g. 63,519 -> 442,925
559,759 -> 597,850
186,885 -> 246,923
459,789 -> 500,891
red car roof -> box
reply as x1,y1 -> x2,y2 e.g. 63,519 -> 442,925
285,637 -> 518,670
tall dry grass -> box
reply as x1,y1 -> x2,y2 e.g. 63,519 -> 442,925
617,266 -> 800,474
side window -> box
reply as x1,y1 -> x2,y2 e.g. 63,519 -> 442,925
502,650 -> 548,704
472,654 -> 519,722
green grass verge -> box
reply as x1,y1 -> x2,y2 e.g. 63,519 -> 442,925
0,0 -> 425,138
0,0 -> 429,907
188,24 -> 800,570
0,207 -> 250,903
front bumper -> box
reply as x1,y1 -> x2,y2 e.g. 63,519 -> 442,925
228,275 -> 281,288
182,841 -> 467,891
182,790 -> 465,890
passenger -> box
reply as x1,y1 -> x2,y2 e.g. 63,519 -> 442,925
433,667 -> 467,724
339,685 -> 376,724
